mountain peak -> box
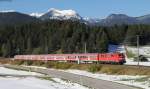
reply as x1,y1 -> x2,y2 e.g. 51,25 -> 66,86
107,14 -> 130,19
48,8 -> 78,16
40,8 -> 81,20
137,14 -> 150,20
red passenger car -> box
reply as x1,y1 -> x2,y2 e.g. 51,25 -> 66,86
14,53 -> 126,65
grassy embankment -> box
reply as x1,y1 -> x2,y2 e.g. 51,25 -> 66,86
0,59 -> 150,75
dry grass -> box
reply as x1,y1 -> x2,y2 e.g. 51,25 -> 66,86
1,59 -> 150,75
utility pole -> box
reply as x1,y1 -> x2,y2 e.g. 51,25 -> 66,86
137,35 -> 140,67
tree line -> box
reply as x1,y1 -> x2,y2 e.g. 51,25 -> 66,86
0,20 -> 150,57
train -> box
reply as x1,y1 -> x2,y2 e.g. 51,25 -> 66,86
14,53 -> 126,65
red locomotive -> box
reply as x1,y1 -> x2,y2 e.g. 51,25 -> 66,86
14,53 -> 126,65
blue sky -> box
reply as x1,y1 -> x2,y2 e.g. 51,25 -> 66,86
0,0 -> 150,18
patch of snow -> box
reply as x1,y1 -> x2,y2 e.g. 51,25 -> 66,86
62,69 -> 149,89
22,65 -> 47,69
48,8 -> 78,17
0,67 -> 88,89
125,46 -> 150,66
0,77 -> 88,89
83,17 -> 101,23
63,69 -> 144,80
127,46 -> 150,56
52,78 -> 89,89
109,44 -> 150,66
125,59 -> 150,66
30,12 -> 44,17
42,8 -> 81,20
0,67 -> 42,76
109,44 -> 150,56
23,65 -> 150,89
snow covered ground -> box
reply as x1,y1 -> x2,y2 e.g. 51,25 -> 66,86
25,66 -> 150,89
127,46 -> 150,56
62,69 -> 150,89
0,67 -> 42,76
125,46 -> 150,66
0,67 -> 89,89
0,77 -> 88,89
125,58 -> 150,66
109,44 -> 150,66
109,44 -> 150,57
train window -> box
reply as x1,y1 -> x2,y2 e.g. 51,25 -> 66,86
79,56 -> 88,58
111,54 -> 114,57
90,56 -> 96,58
68,56 -> 76,59
101,55 -> 105,57
106,54 -> 111,58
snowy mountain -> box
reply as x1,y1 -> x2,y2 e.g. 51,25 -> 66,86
99,14 -> 139,26
29,9 -> 150,26
1,9 -> 150,26
40,8 -> 82,20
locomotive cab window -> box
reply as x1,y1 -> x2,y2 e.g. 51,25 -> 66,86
119,54 -> 123,57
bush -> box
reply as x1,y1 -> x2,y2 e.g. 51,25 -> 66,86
45,61 -> 55,68
134,55 -> 148,62
32,61 -> 45,66
88,65 -> 101,73
11,60 -> 25,65
100,66 -> 122,74
54,62 -> 72,69
26,60 -> 33,66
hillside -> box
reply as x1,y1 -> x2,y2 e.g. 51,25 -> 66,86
0,20 -> 150,57
0,12 -> 40,25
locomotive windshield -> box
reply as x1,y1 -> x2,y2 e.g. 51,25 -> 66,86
119,53 -> 125,58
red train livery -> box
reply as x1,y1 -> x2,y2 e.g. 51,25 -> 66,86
14,53 -> 126,64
